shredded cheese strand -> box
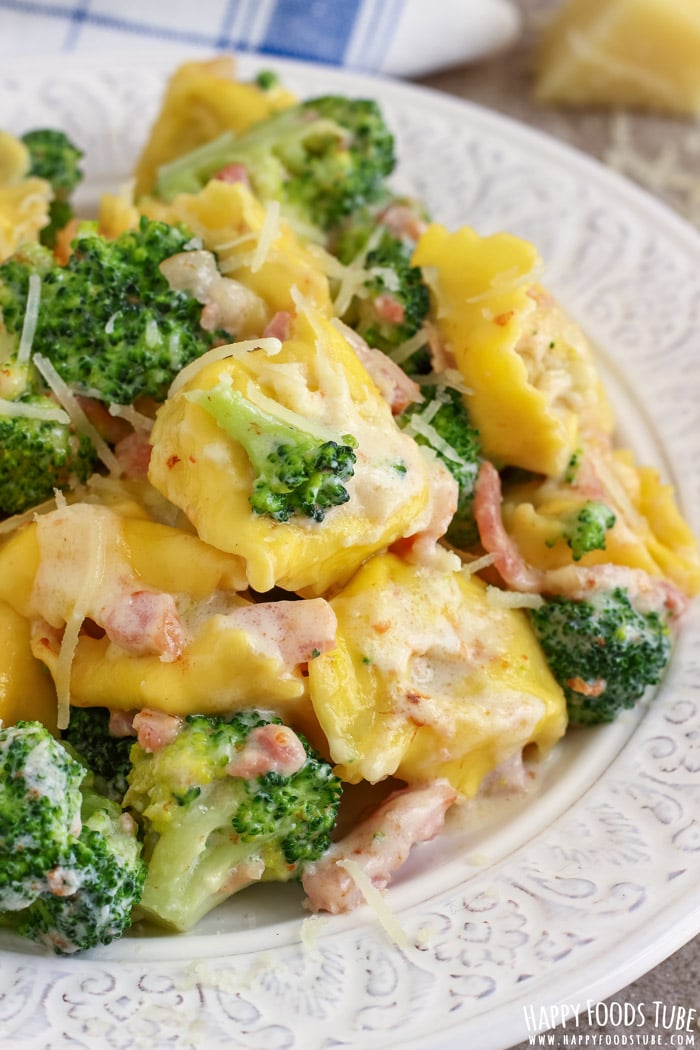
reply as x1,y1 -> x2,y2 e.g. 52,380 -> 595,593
388,328 -> 428,366
54,510 -> 108,730
250,200 -> 280,274
32,353 -> 122,476
16,272 -> 41,365
336,858 -> 410,951
168,338 -> 281,396
108,402 -> 154,432
401,413 -> 464,465
486,585 -> 544,610
0,397 -> 69,424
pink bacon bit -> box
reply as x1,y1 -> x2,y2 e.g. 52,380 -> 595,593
225,723 -> 307,779
302,779 -> 457,914
372,293 -> 405,325
108,709 -> 137,738
132,708 -> 183,753
100,589 -> 184,660
376,201 -> 428,243
473,459 -> 543,592
214,163 -> 251,188
263,310 -> 293,341
336,320 -> 422,414
114,429 -> 152,478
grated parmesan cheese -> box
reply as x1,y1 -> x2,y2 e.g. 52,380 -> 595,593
461,552 -> 497,575
16,271 -> 41,365
401,412 -> 464,466
32,353 -> 122,476
335,858 -> 410,951
167,337 -> 281,396
485,585 -> 544,610
0,397 -> 69,424
250,199 -> 280,274
107,402 -> 154,432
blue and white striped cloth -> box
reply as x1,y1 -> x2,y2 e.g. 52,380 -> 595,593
0,0 -> 520,77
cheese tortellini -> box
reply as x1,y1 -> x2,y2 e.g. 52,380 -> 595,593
412,224 -> 614,476
307,553 -> 567,794
148,307 -> 435,595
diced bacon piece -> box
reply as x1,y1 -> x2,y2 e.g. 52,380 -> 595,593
75,395 -> 131,445
334,320 -> 422,414
114,429 -> 152,478
100,589 -> 184,659
302,779 -> 457,914
132,708 -> 183,753
474,460 -> 543,592
214,163 -> 250,188
225,597 -> 337,668
377,201 -> 428,243
225,723 -> 307,779
567,676 -> 606,697
372,293 -> 405,325
108,708 -> 137,737
263,310 -> 293,341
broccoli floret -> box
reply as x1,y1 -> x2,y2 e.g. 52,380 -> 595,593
529,588 -> 672,725
186,381 -> 357,523
0,721 -> 145,953
399,381 -> 482,548
21,129 -> 84,248
0,216 -> 215,405
553,500 -> 616,561
123,711 -> 342,931
336,226 -> 430,357
255,69 -> 281,91
62,707 -> 134,802
154,96 -> 395,236
0,394 -> 97,515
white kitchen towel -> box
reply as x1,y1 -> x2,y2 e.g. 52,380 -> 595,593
0,0 -> 521,76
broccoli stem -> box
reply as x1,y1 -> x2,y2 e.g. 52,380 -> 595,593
137,779 -> 256,930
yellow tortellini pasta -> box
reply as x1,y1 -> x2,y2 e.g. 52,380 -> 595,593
148,307 -> 434,595
0,501 -> 324,736
502,444 -> 700,596
142,179 -> 333,325
0,599 -> 57,732
0,131 -> 52,262
307,552 -> 567,794
133,57 -> 296,199
412,223 -> 613,476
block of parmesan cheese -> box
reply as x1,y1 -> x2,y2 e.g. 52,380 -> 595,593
533,0 -> 700,114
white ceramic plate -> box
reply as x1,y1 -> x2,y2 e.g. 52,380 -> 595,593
1,53 -> 700,1050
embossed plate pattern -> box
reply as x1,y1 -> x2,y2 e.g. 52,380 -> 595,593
1,53 -> 699,1050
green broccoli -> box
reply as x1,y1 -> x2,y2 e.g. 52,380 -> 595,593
123,711 -> 342,931
62,707 -> 134,802
529,588 -> 672,725
21,128 -> 84,248
0,721 -> 145,953
399,381 -> 482,549
335,226 -> 430,358
0,216 -> 215,406
153,96 -> 395,236
553,500 -> 617,561
186,382 -> 357,523
0,395 -> 97,515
